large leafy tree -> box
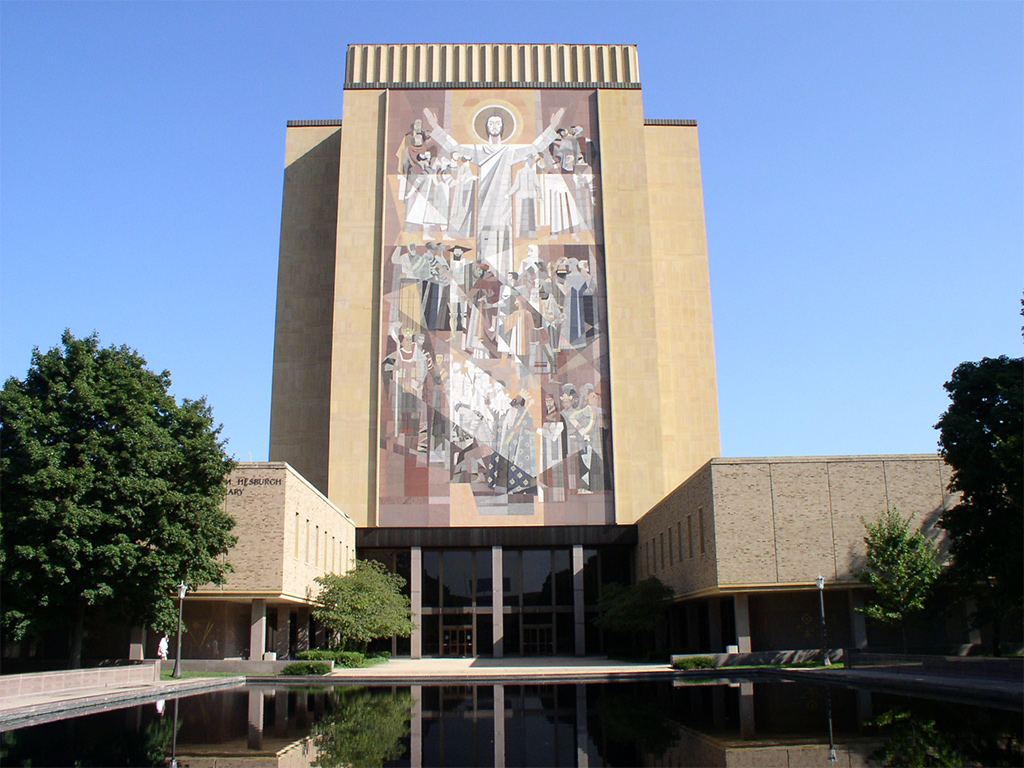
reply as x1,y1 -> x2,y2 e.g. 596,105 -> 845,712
935,356 -> 1023,654
595,577 -> 672,657
856,508 -> 940,652
0,331 -> 236,667
312,559 -> 414,652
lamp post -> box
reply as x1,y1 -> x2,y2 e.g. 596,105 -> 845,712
172,582 -> 188,679
815,575 -> 831,667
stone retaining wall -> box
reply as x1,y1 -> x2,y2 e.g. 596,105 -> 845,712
0,661 -> 160,697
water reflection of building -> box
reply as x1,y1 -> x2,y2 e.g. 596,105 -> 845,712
173,681 -> 886,768
145,44 -> 977,663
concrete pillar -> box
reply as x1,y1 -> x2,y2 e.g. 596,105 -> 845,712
575,684 -> 590,767
129,626 -> 145,660
274,689 -> 288,737
572,545 -> 585,656
686,603 -> 700,651
410,684 -> 423,767
494,683 -> 505,768
250,599 -> 267,661
275,610 -> 290,659
711,685 -> 726,729
708,597 -> 723,652
492,546 -> 504,657
247,688 -> 264,750
849,590 -> 868,649
411,547 -> 422,659
734,594 -> 752,653
739,682 -> 755,740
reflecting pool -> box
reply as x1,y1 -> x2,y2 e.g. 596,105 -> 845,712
2,678 -> 1020,767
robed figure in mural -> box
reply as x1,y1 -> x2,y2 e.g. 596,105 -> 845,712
423,106 -> 565,278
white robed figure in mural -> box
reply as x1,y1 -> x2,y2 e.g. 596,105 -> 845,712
423,106 -> 565,279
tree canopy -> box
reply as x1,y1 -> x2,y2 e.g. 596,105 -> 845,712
0,331 -> 236,666
934,355 -> 1023,651
856,508 -> 940,651
595,577 -> 672,657
312,559 -> 414,652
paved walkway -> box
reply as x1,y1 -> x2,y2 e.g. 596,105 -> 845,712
0,675 -> 245,729
321,655 -> 675,682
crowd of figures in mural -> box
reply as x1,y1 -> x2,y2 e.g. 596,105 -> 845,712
379,91 -> 613,525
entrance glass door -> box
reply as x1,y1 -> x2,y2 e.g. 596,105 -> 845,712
442,627 -> 473,656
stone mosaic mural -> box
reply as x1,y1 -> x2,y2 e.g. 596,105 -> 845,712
378,89 -> 613,526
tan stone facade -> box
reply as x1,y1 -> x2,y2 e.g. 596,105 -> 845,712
636,455 -> 960,653
269,44 -> 721,528
178,463 -> 356,660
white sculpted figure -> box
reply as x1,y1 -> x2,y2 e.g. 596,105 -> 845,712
423,106 -> 564,279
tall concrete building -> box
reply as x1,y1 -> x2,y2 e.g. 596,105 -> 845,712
266,44 -> 962,659
269,44 -> 719,657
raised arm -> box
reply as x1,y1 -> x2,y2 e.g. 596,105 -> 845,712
424,107 -> 467,157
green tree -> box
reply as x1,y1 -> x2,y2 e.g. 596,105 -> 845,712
0,331 -> 236,667
856,508 -> 940,652
935,356 -> 1023,654
595,577 -> 673,658
312,559 -> 414,652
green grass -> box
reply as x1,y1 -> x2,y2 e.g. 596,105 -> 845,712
160,670 -> 240,680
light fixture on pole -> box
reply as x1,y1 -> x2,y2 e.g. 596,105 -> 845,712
815,575 -> 831,666
172,582 -> 188,679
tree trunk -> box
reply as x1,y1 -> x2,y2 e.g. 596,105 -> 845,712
68,598 -> 86,669
901,621 -> 908,655
992,616 -> 1002,657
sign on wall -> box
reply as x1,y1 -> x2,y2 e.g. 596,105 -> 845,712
378,89 -> 613,526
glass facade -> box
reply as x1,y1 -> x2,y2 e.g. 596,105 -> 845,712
362,545 -> 631,657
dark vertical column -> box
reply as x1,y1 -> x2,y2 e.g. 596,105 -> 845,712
739,682 -> 755,740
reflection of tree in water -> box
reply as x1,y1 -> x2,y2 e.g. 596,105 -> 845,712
0,710 -> 176,767
312,687 -> 413,768
869,708 -> 965,767
868,706 -> 1023,767
590,687 -> 675,760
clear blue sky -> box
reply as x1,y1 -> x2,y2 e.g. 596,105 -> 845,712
2,2 -> 1021,462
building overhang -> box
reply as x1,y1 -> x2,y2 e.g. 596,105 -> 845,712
357,525 -> 637,550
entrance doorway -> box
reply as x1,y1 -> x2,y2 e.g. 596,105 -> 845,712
523,625 -> 554,655
442,627 -> 473,656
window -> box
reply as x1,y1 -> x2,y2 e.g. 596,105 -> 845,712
698,507 -> 705,555
677,521 -> 683,561
305,519 -> 311,563
294,513 -> 300,559
687,514 -> 693,558
659,532 -> 665,570
668,528 -> 673,567
315,525 -> 320,565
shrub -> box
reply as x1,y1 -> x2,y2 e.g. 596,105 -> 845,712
297,650 -> 337,661
334,651 -> 370,668
672,656 -> 715,671
281,661 -> 331,676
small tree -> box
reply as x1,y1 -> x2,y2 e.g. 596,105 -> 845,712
595,577 -> 672,658
312,560 -> 414,652
1,331 -> 236,667
856,508 -> 940,652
